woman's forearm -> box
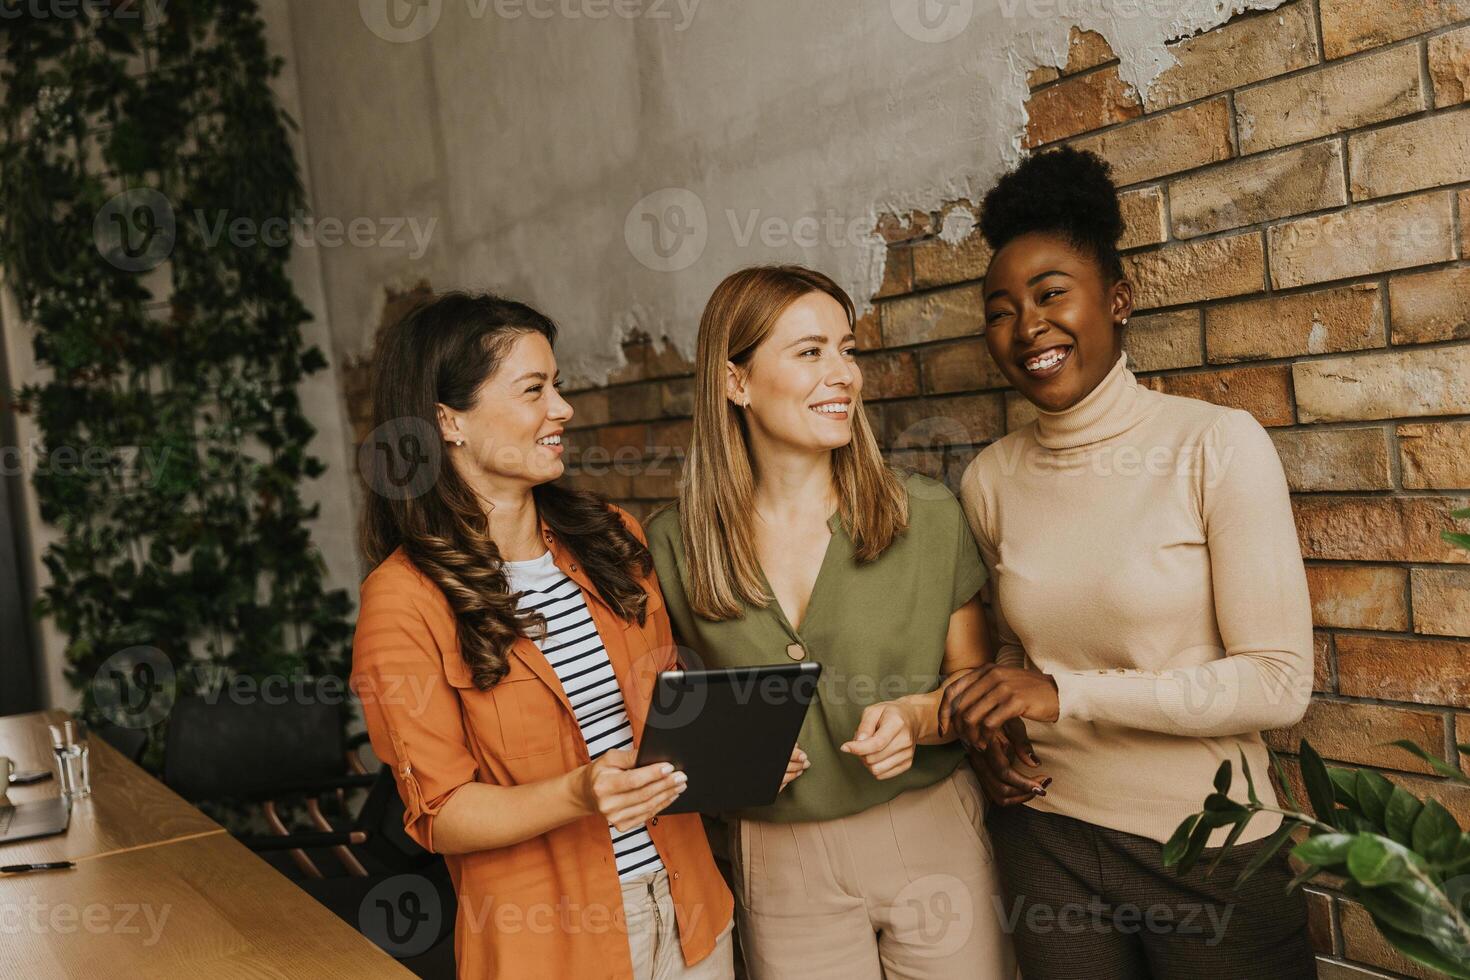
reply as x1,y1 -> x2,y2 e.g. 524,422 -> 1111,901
430,767 -> 592,855
900,668 -> 982,746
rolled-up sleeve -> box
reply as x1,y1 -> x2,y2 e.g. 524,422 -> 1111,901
351,570 -> 479,853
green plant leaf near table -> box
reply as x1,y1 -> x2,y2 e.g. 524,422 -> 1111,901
1165,740 -> 1470,978
0,3 -> 353,767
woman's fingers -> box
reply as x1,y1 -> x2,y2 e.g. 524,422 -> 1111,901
1004,718 -> 1040,767
610,784 -> 685,831
983,738 -> 1048,797
867,751 -> 914,780
599,769 -> 686,816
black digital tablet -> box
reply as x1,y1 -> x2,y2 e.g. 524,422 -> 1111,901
634,662 -> 821,814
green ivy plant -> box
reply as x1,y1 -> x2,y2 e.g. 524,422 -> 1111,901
1165,740 -> 1470,977
0,1 -> 352,766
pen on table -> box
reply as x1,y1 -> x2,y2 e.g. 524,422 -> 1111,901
0,861 -> 76,874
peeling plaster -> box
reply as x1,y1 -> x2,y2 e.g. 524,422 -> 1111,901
281,0 -> 1292,387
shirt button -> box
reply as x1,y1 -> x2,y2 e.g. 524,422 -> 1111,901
571,563 -> 579,572
651,817 -> 659,826
672,871 -> 680,881
786,642 -> 806,661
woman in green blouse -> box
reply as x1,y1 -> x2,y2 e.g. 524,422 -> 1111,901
646,265 -> 1024,980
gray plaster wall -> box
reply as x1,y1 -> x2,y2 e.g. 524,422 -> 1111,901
278,0 -> 1288,386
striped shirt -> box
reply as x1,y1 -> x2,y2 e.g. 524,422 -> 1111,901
502,550 -> 664,881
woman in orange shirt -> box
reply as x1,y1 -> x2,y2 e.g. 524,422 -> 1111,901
351,292 -> 749,979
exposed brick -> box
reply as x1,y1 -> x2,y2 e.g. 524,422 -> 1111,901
911,234 -> 992,290
1430,25 -> 1470,106
1268,193 -> 1456,290
874,245 -> 914,299
1349,108 -> 1470,200
630,466 -> 681,501
1170,141 -> 1346,239
921,340 -> 1008,394
565,389 -> 610,430
1118,186 -> 1166,251
1124,232 -> 1265,309
1314,630 -> 1334,693
1140,364 -> 1294,427
884,394 -> 1004,449
1277,756 -> 1470,831
595,423 -> 649,455
1024,66 -> 1141,148
1206,283 -> 1383,362
855,349 -> 920,400
1234,44 -> 1424,154
659,377 -> 693,418
1460,713 -> 1470,754
606,382 -> 662,424
648,418 -> 692,455
1145,1 -> 1320,111
854,308 -> 881,350
1027,27 -> 1117,88
1319,0 -> 1470,60
1338,634 -> 1470,708
1398,421 -> 1470,489
1294,344 -> 1470,422
1293,495 -> 1470,564
1306,563 -> 1408,630
1070,97 -> 1234,187
881,284 -> 984,347
1123,309 -> 1202,373
1463,189 -> 1470,257
559,467 -> 633,499
1412,567 -> 1470,636
1267,700 -> 1445,773
1272,427 -> 1394,492
1389,266 -> 1470,344
644,338 -> 695,380
1305,888 -> 1336,956
884,448 -> 945,481
1006,391 -> 1039,432
876,209 -> 935,244
1338,900 -> 1439,980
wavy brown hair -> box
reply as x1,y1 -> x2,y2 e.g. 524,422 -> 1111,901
361,291 -> 651,690
679,265 -> 908,621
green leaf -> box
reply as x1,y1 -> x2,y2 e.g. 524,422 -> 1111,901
1206,817 -> 1252,879
1444,531 -> 1470,551
1271,750 -> 1302,811
1347,834 -> 1423,887
1162,814 -> 1200,870
1413,799 -> 1463,866
1390,740 -> 1470,785
1213,759 -> 1232,795
1239,749 -> 1261,807
1329,767 -> 1360,808
1236,819 -> 1300,888
1292,833 -> 1354,868
1371,919 -> 1470,980
1300,740 -> 1339,824
1451,507 -> 1470,520
1177,813 -> 1218,876
1356,770 -> 1395,827
1386,787 -> 1426,846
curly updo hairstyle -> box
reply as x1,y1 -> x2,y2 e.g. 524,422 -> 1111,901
362,291 -> 652,690
978,146 -> 1125,283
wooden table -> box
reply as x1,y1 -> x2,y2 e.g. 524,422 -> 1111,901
0,710 -> 415,978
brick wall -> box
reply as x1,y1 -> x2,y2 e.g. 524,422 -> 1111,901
355,3 -> 1470,974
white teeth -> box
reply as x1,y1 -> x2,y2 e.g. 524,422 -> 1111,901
810,403 -> 849,415
1025,348 -> 1068,372
536,435 -> 561,446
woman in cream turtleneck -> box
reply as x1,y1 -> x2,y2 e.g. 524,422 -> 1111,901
942,147 -> 1317,979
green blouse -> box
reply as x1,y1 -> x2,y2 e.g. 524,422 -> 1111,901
645,473 -> 987,823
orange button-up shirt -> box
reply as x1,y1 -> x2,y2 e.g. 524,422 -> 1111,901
350,507 -> 733,979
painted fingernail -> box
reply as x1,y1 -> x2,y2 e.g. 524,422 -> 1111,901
1040,777 -> 1053,788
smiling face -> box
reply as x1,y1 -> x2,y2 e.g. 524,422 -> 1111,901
437,330 -> 573,492
982,231 -> 1133,413
727,291 -> 862,455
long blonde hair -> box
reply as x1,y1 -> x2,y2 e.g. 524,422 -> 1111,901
678,265 -> 908,621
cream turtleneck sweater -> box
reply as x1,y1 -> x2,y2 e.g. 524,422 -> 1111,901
959,353 -> 1312,845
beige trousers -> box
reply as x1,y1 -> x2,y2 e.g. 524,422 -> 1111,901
622,867 -> 736,980
728,764 -> 1019,980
